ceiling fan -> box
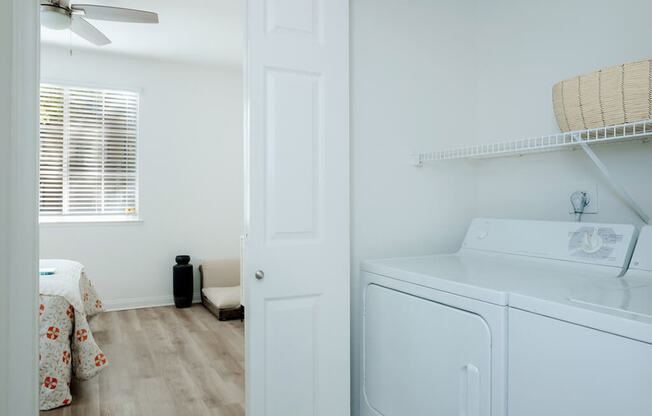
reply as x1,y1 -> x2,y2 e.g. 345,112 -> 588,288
40,0 -> 159,46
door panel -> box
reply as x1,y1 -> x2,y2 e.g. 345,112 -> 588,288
245,0 -> 349,414
265,68 -> 322,241
265,0 -> 322,39
264,295 -> 319,414
363,284 -> 492,416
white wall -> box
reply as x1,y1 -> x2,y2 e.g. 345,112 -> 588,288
474,0 -> 652,226
39,45 -> 243,310
350,0 -> 479,412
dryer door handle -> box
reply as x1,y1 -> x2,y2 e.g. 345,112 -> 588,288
460,363 -> 480,416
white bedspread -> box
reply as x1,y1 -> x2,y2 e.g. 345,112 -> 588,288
39,259 -> 85,312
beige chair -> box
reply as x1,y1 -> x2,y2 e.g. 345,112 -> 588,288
199,259 -> 243,321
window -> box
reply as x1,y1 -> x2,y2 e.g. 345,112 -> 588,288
39,83 -> 139,222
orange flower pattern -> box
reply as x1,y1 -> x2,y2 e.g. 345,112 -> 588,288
94,353 -> 107,367
46,326 -> 60,340
76,328 -> 88,342
43,377 -> 57,390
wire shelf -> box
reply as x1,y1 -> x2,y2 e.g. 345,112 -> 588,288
413,120 -> 652,166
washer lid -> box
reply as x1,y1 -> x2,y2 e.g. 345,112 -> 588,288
509,276 -> 652,344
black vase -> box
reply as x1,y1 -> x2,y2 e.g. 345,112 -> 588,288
173,255 -> 193,308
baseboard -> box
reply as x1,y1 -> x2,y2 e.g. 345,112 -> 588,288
103,292 -> 202,312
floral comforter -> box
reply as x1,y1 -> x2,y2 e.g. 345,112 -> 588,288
39,260 -> 107,410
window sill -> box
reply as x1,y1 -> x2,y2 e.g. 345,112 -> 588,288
39,216 -> 143,226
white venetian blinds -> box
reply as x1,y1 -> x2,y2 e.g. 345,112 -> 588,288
39,84 -> 139,218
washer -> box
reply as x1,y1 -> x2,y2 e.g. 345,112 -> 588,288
508,225 -> 652,416
360,218 -> 637,416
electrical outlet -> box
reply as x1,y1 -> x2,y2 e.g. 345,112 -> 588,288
567,185 -> 599,215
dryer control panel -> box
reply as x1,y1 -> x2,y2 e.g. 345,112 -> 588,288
568,226 -> 623,260
462,218 -> 637,270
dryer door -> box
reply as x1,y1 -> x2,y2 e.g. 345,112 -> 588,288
363,284 -> 492,416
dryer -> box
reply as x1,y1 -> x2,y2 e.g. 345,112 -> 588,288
360,218 -> 637,416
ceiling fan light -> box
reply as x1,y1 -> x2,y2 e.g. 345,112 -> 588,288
41,5 -> 72,30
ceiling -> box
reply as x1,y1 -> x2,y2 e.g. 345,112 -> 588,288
41,0 -> 244,67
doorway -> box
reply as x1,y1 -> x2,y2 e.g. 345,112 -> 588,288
37,1 -> 245,414
6,1 -> 350,415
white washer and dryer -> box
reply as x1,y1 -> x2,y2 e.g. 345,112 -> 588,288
359,218 -> 637,416
508,225 -> 652,416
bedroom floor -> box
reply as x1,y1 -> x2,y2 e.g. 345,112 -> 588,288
41,305 -> 244,416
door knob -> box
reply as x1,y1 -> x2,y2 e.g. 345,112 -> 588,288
255,270 -> 265,280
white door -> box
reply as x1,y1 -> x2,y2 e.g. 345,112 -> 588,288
244,0 -> 350,415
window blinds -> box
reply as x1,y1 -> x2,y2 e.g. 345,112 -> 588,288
39,84 -> 139,217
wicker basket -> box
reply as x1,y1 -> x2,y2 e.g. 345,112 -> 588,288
552,58 -> 652,132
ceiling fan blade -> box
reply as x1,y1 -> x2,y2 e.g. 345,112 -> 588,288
70,15 -> 111,46
71,4 -> 159,23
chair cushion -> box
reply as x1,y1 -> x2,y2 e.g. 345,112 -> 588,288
200,259 -> 240,288
202,286 -> 241,309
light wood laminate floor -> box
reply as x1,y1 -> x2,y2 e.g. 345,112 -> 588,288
41,305 -> 244,416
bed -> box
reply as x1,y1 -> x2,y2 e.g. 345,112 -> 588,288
39,259 -> 107,411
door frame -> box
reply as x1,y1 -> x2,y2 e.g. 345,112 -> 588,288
2,0 -> 40,415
